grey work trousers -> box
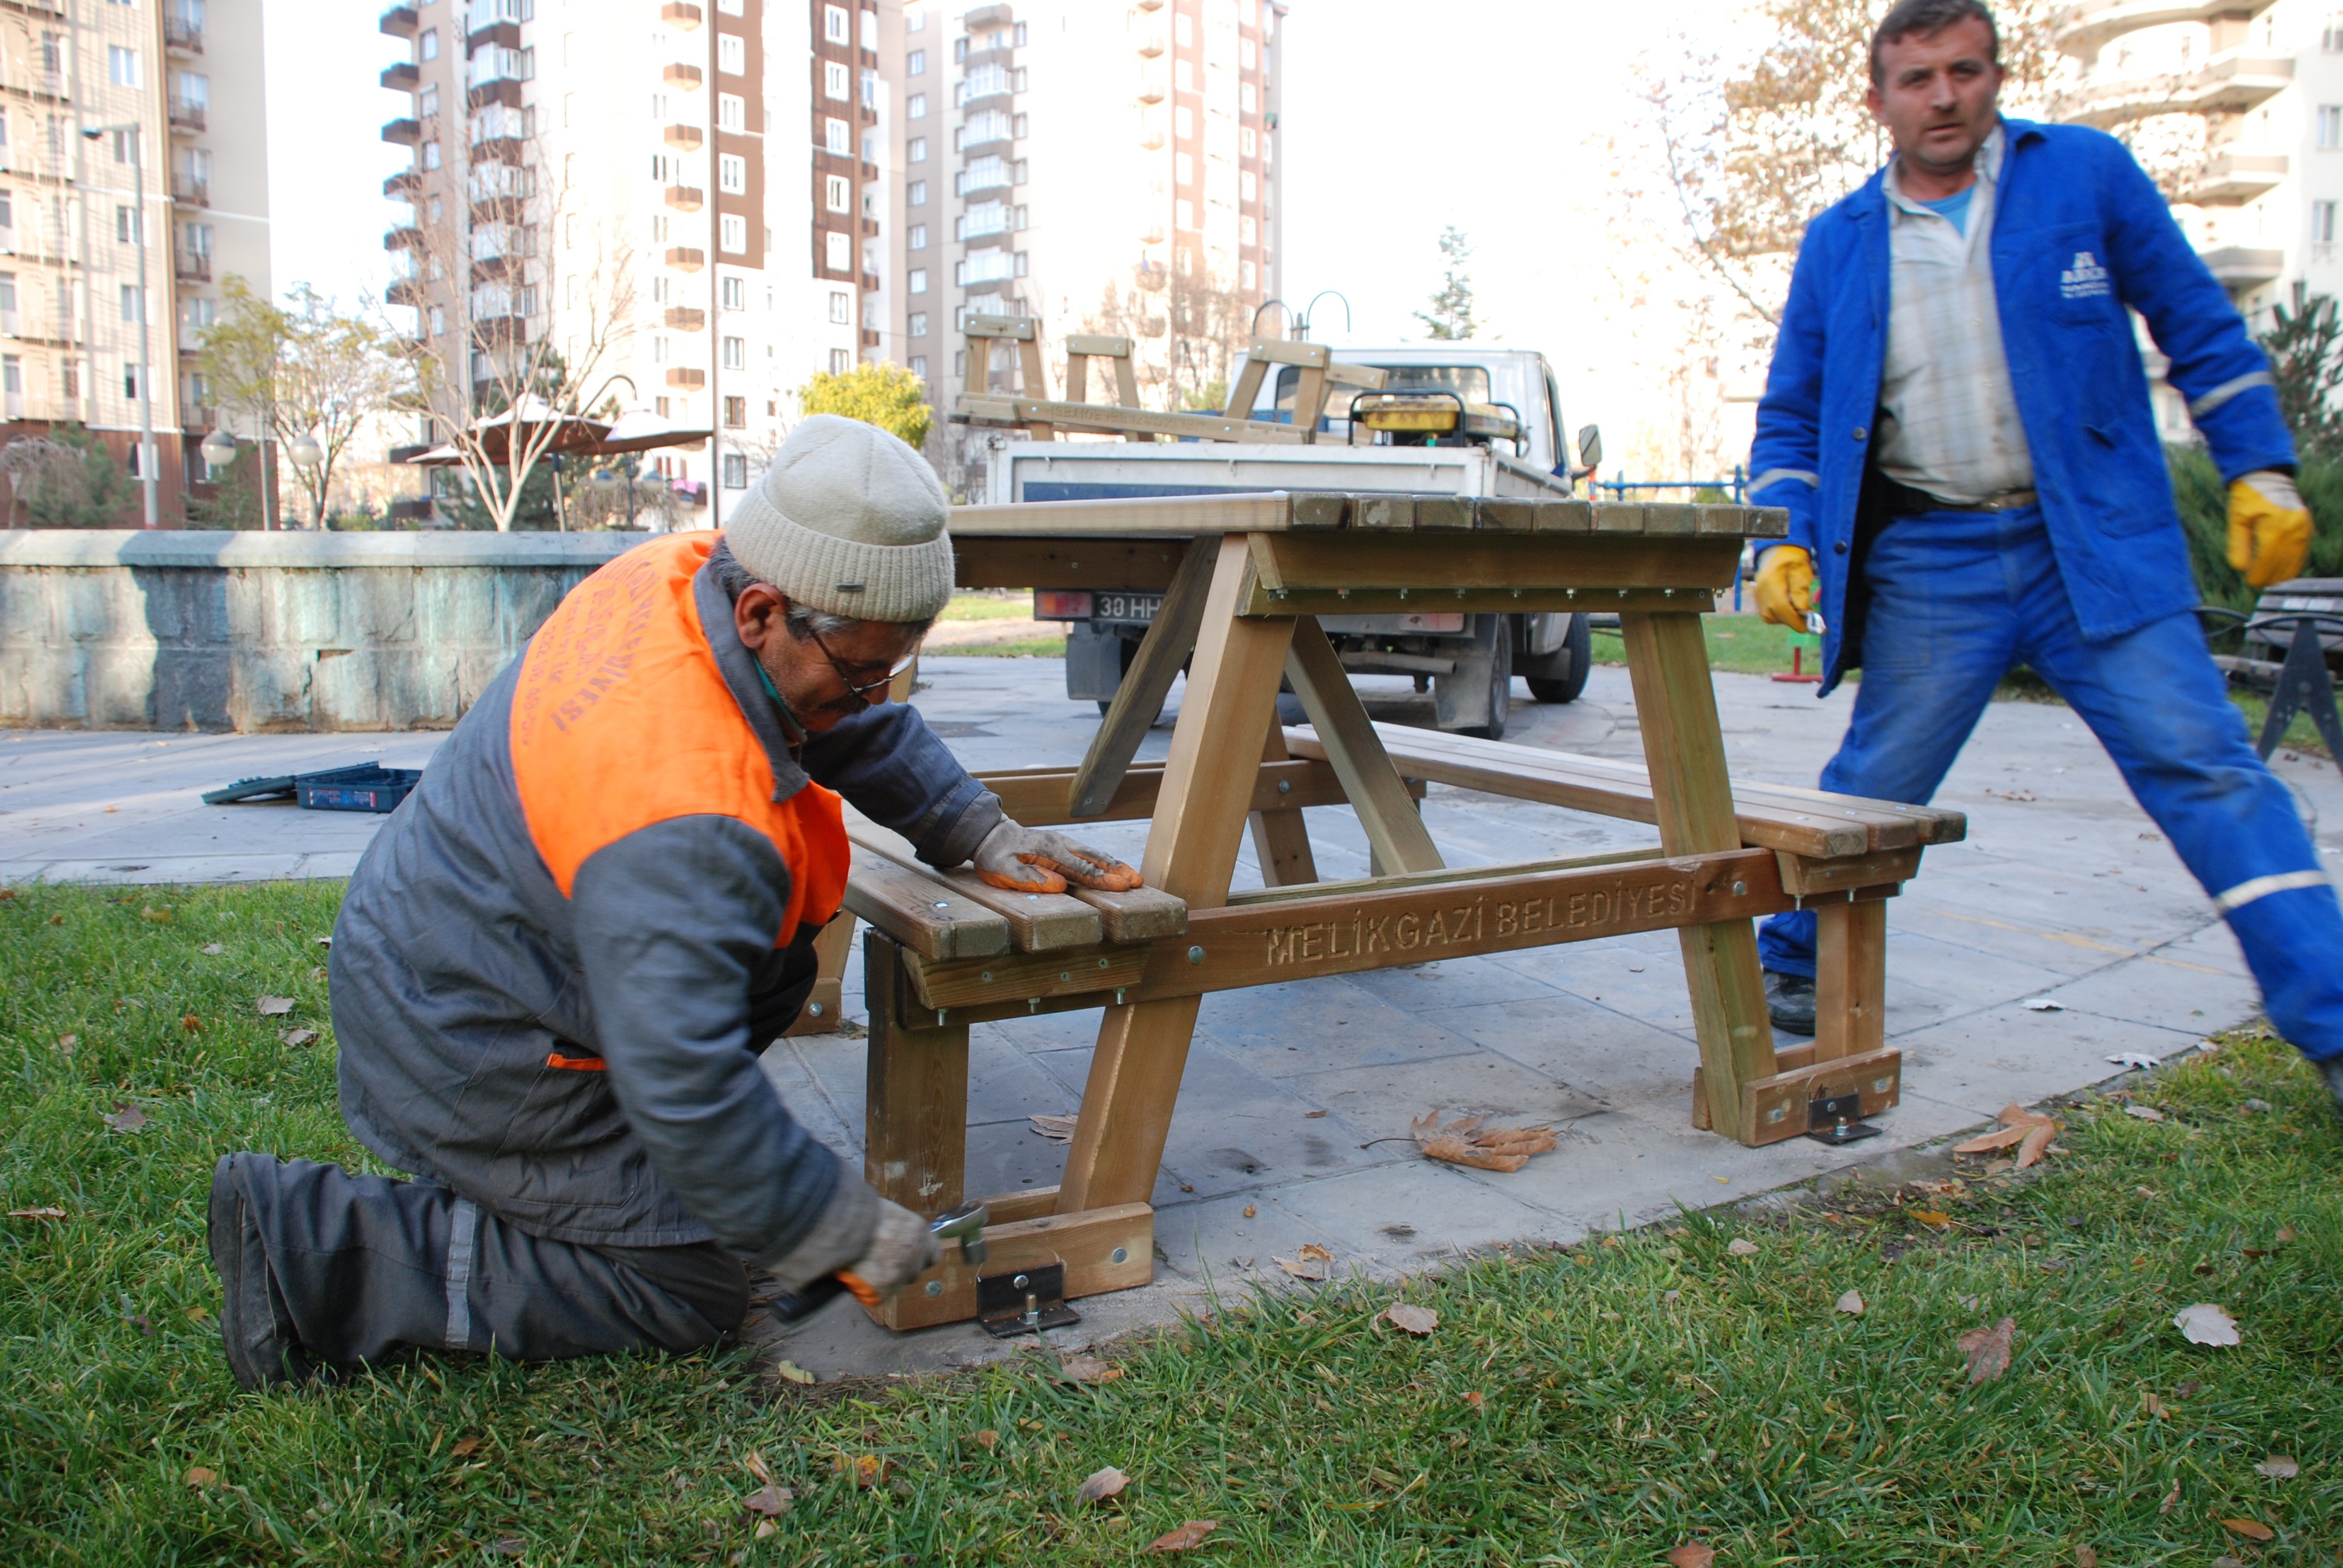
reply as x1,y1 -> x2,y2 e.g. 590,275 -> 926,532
214,1152 -> 750,1368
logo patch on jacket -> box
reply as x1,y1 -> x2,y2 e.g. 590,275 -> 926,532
2060,250 -> 2111,299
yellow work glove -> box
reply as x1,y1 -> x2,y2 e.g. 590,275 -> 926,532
2227,471 -> 2312,589
1753,544 -> 1816,632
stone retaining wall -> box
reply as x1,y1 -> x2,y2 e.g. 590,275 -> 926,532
0,530 -> 648,731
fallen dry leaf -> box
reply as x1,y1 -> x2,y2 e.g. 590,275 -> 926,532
2277,1224 -> 2298,1243
1381,1302 -> 1438,1336
2159,1477 -> 2181,1514
1463,1390 -> 1483,1409
754,1518 -> 778,1540
55,1034 -> 76,1052
179,1015 -> 200,1033
1028,1112 -> 1079,1142
200,943 -> 224,956
1409,1108 -> 1556,1173
2255,1454 -> 2299,1480
1958,1317 -> 2016,1384
973,1429 -> 999,1450
450,1437 -> 480,1459
1666,1546 -> 1715,1568
1911,1209 -> 1953,1228
2143,1391 -> 2167,1419
280,1028 -> 319,1048
1275,1253 -> 1329,1282
1997,1103 -> 2057,1128
1145,1520 -> 1219,1553
8,1206 -> 66,1221
488,1537 -> 524,1558
833,1453 -> 885,1488
1242,1204 -> 1256,1218
744,1485 -> 792,1517
1727,1238 -> 1760,1256
745,1449 -> 772,1485
2174,1302 -> 2241,1347
183,1466 -> 215,1487
2125,1105 -> 2168,1123
103,1103 -> 147,1134
2074,1547 -> 2099,1568
1951,1125 -> 2033,1154
1836,1290 -> 1865,1316
1303,1109 -> 1327,1119
1057,1354 -> 1122,1385
2016,1121 -> 2057,1169
2221,1519 -> 2276,1543
139,905 -> 171,923
773,1359 -> 816,1385
255,996 -> 295,1017
1078,1466 -> 1129,1504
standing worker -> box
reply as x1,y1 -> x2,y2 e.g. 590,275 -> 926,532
1746,0 -> 2343,1116
208,416 -> 1141,1387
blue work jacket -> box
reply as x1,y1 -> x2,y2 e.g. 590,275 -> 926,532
1748,117 -> 2293,690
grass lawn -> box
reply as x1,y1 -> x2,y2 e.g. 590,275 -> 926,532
4,880 -> 2339,1564
940,590 -> 1035,623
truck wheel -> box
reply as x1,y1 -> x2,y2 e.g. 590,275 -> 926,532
1526,613 -> 1591,704
1455,629 -> 1513,740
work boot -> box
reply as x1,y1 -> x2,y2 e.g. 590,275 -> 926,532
207,1155 -> 322,1391
1765,970 -> 1817,1037
2322,1057 -> 2343,1126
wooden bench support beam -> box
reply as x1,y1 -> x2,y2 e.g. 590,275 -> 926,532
782,913 -> 857,1037
870,1202 -> 1154,1331
1813,900 -> 1889,1063
1068,535 -> 1219,820
1249,719 -> 1320,887
862,932 -> 970,1216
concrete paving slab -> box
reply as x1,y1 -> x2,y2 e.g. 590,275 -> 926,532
7,650 -> 2338,1385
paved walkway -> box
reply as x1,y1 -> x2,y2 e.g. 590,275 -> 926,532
5,658 -> 2338,1379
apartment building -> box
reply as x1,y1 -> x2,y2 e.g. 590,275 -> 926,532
378,0 -> 854,526
0,0 -> 267,523
870,0 -> 1286,491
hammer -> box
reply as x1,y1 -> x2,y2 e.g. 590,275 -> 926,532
766,1200 -> 989,1325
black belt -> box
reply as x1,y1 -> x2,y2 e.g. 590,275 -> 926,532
1878,475 -> 2037,515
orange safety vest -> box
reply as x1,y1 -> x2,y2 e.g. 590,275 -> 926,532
507,532 -> 849,950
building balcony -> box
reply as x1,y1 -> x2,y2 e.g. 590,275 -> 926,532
383,224 -> 423,250
661,1 -> 703,26
473,315 -> 532,348
666,367 -> 707,388
472,136 -> 527,166
470,255 -> 522,283
164,13 -> 204,53
665,185 -> 704,211
2178,149 -> 2287,205
666,245 -> 706,271
386,277 -> 424,306
468,20 -> 522,51
1136,81 -> 1165,105
2051,0 -> 2274,60
384,169 -> 424,198
664,123 -> 704,150
468,80 -> 524,111
2200,244 -> 2283,290
171,172 -> 209,206
381,61 -> 419,92
665,306 -> 707,330
379,4 -> 419,38
174,249 -> 212,283
663,62 -> 704,90
966,2 -> 1014,29
1138,131 -> 1164,150
2064,50 -> 2292,128
168,98 -> 207,133
1139,225 -> 1164,244
1136,38 -> 1164,57
381,117 -> 421,146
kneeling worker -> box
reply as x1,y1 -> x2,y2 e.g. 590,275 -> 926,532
209,416 -> 1139,1387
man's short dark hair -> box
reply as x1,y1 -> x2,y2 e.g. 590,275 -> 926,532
1870,0 -> 1999,85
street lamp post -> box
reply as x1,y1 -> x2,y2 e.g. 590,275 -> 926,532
82,123 -> 157,529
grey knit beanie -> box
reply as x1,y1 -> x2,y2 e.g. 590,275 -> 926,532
722,414 -> 955,622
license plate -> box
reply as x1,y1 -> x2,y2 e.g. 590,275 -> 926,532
1093,592 -> 1162,625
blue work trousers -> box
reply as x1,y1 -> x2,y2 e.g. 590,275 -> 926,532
1757,506 -> 2343,1063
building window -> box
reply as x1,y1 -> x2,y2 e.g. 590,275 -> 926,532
826,117 -> 850,153
2316,200 -> 2339,244
862,130 -> 879,162
829,290 -> 851,324
1175,105 -> 1193,139
108,45 -> 141,87
723,395 -> 747,428
862,69 -> 879,108
908,311 -> 929,336
115,204 -> 140,244
908,136 -> 928,163
723,452 -> 749,487
825,4 -> 849,42
419,27 -> 438,59
2327,13 -> 2343,51
1175,59 -> 1193,91
825,60 -> 849,99
722,336 -> 745,369
908,5 -> 925,31
1241,81 -> 1256,113
719,154 -> 747,193
908,267 -> 928,294
827,175 -> 850,212
1175,11 -> 1192,44
908,48 -> 926,76
430,305 -> 446,334
120,284 -> 146,322
908,93 -> 927,121
1242,125 -> 1256,157
830,348 -> 851,373
718,93 -> 745,131
908,222 -> 928,249
908,178 -> 928,204
718,33 -> 746,73
721,213 -> 748,252
1242,36 -> 1257,68
721,275 -> 745,309
1241,169 -> 1257,201
862,8 -> 878,48
909,354 -> 927,377
2322,105 -> 2342,149
1176,198 -> 1195,230
718,0 -> 744,10
1242,258 -> 1257,289
423,140 -> 442,169
1176,152 -> 1193,186
827,230 -> 853,272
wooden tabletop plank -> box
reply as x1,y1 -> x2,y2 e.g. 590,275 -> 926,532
943,491 -> 1790,540
842,852 -> 1011,961
845,817 -> 1103,952
1069,883 -> 1190,943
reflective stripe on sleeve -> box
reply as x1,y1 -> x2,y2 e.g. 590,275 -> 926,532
1749,468 -> 1820,495
444,1197 -> 480,1352
2213,868 -> 2332,914
2187,370 -> 2275,420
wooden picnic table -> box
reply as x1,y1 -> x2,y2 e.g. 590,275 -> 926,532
833,491 -> 1965,1331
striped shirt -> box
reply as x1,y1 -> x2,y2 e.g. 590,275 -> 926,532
1875,126 -> 2037,506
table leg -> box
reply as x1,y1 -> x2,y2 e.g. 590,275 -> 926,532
1249,719 -> 1319,887
1058,537 -> 1297,1212
1812,900 -> 1887,1062
1067,536 -> 1219,819
1619,611 -> 1777,1143
783,912 -> 858,1038
1284,616 -> 1443,875
862,931 -> 969,1215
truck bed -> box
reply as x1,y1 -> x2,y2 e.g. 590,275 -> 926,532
985,439 -> 1573,505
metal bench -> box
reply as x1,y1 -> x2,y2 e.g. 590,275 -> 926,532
2204,578 -> 2343,773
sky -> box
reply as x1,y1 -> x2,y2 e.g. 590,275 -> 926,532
264,0 -> 1744,475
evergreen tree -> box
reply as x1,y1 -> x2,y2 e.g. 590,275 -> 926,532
2257,295 -> 2343,464
1415,226 -> 1478,341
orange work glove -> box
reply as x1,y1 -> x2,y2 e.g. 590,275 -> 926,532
971,820 -> 1142,894
2227,471 -> 2313,589
1753,544 -> 1816,632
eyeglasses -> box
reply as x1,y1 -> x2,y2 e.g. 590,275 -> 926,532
805,622 -> 920,707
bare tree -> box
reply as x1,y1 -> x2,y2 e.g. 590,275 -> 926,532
0,436 -> 73,527
402,126 -> 636,532
1084,261 -> 1257,413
